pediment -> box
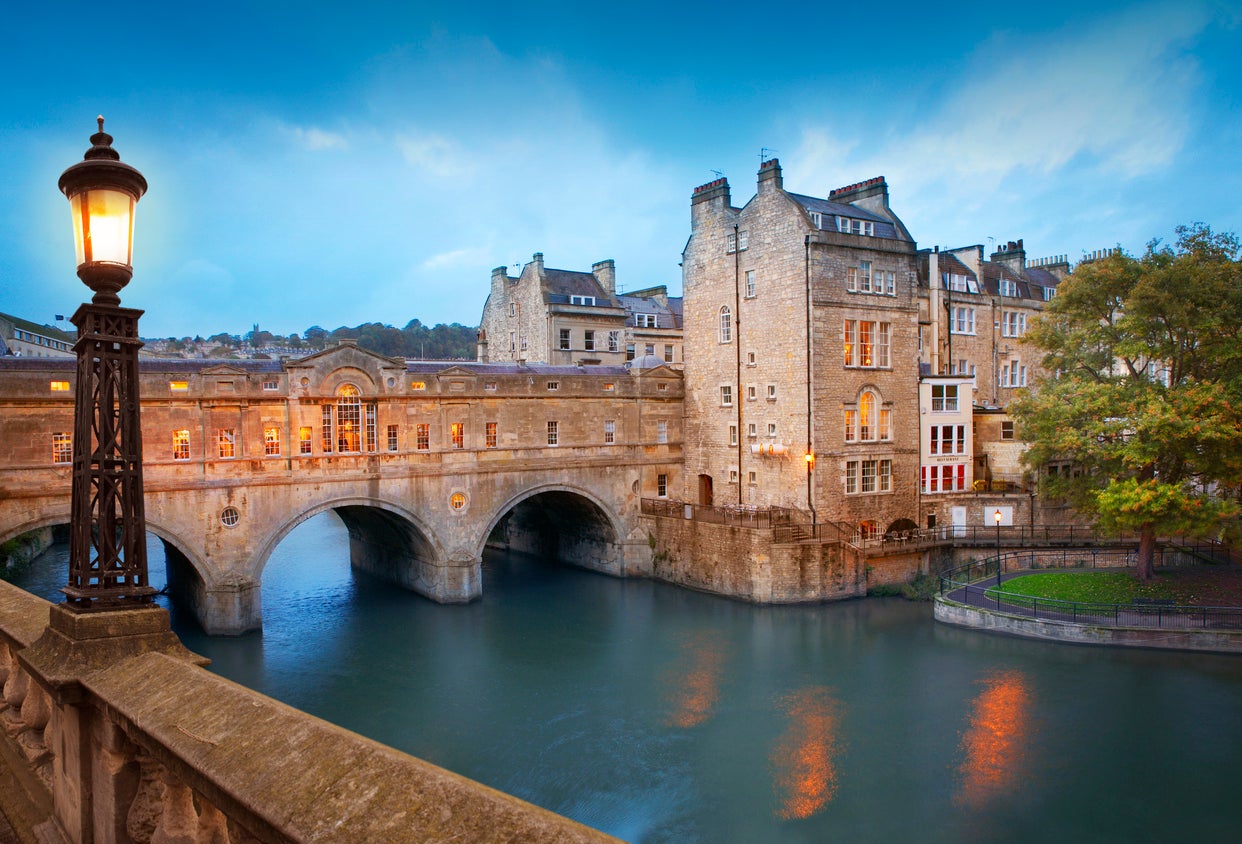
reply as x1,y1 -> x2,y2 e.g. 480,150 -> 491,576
200,364 -> 249,376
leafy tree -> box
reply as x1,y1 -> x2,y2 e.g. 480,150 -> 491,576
1013,224 -> 1242,579
304,326 -> 328,350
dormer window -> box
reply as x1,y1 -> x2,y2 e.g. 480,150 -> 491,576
570,295 -> 595,306
837,217 -> 874,236
809,211 -> 822,228
999,278 -> 1018,297
635,313 -> 658,328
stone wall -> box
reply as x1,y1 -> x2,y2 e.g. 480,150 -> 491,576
643,513 -> 864,603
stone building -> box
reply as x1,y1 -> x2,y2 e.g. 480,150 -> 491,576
0,311 -> 75,358
618,285 -> 683,367
477,253 -> 626,366
476,254 -> 684,368
681,160 -> 922,536
918,239 -> 1070,489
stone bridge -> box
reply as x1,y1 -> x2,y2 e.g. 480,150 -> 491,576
0,345 -> 683,633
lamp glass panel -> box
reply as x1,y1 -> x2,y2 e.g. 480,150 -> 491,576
70,188 -> 134,267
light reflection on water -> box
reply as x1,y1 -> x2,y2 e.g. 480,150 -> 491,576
954,670 -> 1033,810
770,687 -> 841,820
662,633 -> 726,729
11,513 -> 1242,844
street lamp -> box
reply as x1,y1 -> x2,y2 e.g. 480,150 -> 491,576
994,508 -> 1003,590
57,116 -> 155,610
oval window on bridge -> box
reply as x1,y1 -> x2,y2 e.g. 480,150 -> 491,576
221,507 -> 240,527
450,492 -> 467,511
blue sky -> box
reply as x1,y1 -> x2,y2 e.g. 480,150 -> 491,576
1,0 -> 1239,339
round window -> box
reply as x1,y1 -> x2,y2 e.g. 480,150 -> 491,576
300,376 -> 310,386
387,377 -> 396,387
449,493 -> 467,511
221,507 -> 240,527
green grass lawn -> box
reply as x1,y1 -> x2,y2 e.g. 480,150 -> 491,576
982,568 -> 1242,608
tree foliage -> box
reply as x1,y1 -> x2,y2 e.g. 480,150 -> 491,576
1012,224 -> 1242,578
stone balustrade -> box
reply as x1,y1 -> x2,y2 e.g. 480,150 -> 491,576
0,580 -> 618,843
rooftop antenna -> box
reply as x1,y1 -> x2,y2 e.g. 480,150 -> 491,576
760,147 -> 778,163
710,169 -> 724,179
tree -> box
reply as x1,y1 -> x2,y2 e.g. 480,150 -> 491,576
1013,224 -> 1242,579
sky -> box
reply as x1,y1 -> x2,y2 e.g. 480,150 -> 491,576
1,0 -> 1239,339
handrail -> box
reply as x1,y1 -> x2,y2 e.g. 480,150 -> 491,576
938,548 -> 1242,631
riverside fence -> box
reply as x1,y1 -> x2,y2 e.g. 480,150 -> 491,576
938,549 -> 1242,631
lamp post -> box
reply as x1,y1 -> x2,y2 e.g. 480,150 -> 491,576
994,507 -> 1003,590
58,116 -> 155,611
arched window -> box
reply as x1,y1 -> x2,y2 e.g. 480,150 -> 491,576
336,384 -> 362,452
719,306 -> 732,343
859,390 -> 877,441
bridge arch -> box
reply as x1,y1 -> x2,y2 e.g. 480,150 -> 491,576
250,496 -> 448,590
0,509 -> 212,612
481,483 -> 626,577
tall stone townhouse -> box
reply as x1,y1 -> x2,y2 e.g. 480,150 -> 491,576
681,159 -> 923,538
918,240 -> 1070,489
476,254 -> 683,367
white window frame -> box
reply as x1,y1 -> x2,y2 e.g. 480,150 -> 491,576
931,384 -> 959,412
745,270 -> 756,298
720,385 -> 733,407
604,420 -> 616,444
719,306 -> 732,343
952,307 -> 976,335
547,421 -> 559,447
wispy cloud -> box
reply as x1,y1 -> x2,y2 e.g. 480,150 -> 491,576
284,125 -> 350,151
795,2 -> 1214,224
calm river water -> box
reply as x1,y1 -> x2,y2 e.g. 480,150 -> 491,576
15,514 -> 1242,843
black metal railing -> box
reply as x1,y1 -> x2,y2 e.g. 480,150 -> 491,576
938,550 -> 1242,631
640,498 -> 802,529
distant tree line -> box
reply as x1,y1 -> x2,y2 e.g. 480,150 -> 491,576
156,320 -> 478,360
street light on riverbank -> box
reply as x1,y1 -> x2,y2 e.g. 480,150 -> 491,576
58,116 -> 155,610
994,508 -> 1003,592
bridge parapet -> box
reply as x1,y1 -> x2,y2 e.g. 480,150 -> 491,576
0,581 -> 618,843
1,352 -> 683,634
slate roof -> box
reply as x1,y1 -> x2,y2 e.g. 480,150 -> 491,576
0,311 -> 75,342
1023,266 -> 1061,299
0,357 -> 284,373
917,251 -> 978,288
404,361 -> 633,377
786,192 -> 901,240
981,263 -> 1035,300
543,269 -> 623,308
618,293 -> 683,330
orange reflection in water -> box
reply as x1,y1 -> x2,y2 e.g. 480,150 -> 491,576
771,687 -> 841,820
663,636 -> 726,729
954,670 -> 1033,809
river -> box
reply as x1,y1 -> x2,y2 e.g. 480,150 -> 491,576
12,513 -> 1242,843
